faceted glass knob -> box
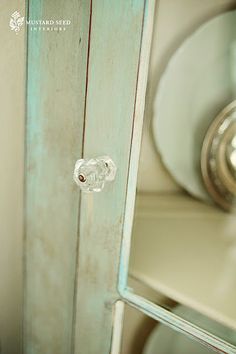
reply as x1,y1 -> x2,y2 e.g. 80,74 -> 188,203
73,156 -> 117,192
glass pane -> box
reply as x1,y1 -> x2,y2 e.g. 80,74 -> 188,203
121,304 -> 217,354
121,304 -> 156,354
129,0 -> 236,349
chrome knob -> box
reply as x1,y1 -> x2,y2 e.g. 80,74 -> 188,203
73,156 -> 117,192
226,136 -> 236,174
201,100 -> 236,211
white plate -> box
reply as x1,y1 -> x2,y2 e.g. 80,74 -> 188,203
143,305 -> 236,354
153,10 -> 236,202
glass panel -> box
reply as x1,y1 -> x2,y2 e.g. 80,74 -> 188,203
128,0 -> 236,349
121,304 -> 217,354
121,304 -> 156,354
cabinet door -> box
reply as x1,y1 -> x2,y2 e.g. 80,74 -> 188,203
24,1 -> 89,353
24,1 -> 154,353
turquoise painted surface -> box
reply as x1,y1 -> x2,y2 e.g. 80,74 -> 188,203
25,0 -> 151,353
24,1 -> 90,353
74,1 -> 146,353
118,0 -> 156,294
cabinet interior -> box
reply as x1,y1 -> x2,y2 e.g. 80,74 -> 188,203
128,0 -> 236,348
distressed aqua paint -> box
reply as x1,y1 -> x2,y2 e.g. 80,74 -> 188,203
26,0 -> 44,155
25,0 -> 156,353
117,0 -> 153,296
73,1 -> 147,353
24,1 -> 90,353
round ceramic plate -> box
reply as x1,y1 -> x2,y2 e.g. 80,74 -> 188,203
153,10 -> 236,202
143,305 -> 236,354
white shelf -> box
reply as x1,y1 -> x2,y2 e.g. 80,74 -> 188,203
129,193 -> 236,330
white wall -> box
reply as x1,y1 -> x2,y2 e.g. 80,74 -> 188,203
0,1 -> 25,353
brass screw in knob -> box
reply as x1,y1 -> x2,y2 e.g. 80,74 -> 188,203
73,156 -> 117,192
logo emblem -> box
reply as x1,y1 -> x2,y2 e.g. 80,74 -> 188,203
9,11 -> 24,34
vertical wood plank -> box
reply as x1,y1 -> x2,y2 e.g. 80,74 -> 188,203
0,2 -> 26,353
74,1 -> 147,353
24,1 -> 90,353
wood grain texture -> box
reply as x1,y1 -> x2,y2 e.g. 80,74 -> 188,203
24,1 -> 90,353
0,1 -> 26,354
73,1 -> 148,353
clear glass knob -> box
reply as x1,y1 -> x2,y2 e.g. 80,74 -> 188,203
73,156 -> 117,192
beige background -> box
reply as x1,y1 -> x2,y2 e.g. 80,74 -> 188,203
1,0 -> 236,354
0,1 -> 25,353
